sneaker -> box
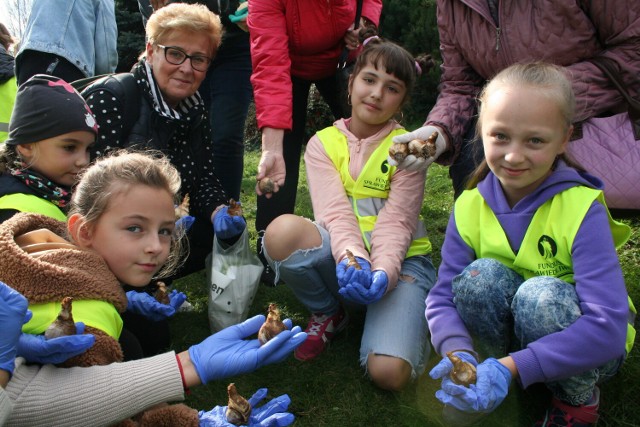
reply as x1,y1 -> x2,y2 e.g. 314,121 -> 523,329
294,308 -> 349,361
534,388 -> 600,427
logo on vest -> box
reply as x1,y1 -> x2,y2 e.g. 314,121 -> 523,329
363,160 -> 391,191
537,235 -> 557,259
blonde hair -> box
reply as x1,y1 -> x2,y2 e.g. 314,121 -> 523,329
145,3 -> 223,56
69,150 -> 187,278
468,62 -> 581,188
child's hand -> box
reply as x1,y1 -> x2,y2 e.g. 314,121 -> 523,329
198,388 -> 295,426
429,351 -> 478,380
125,290 -> 186,321
17,323 -> 95,364
339,270 -> 388,305
0,281 -> 30,374
336,256 -> 371,288
213,205 -> 246,240
188,315 -> 307,384
434,358 -> 511,413
388,125 -> 447,171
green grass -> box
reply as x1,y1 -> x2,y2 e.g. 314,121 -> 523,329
170,147 -> 640,426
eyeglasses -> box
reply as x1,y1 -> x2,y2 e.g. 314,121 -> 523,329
157,44 -> 212,72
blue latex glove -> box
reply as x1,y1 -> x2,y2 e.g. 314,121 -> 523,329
125,290 -> 187,321
335,255 -> 371,289
228,0 -> 248,32
339,270 -> 388,305
429,351 -> 478,380
0,281 -> 30,374
188,314 -> 307,384
17,322 -> 96,364
176,215 -> 195,232
199,388 -> 294,427
434,358 -> 511,413
213,205 -> 247,240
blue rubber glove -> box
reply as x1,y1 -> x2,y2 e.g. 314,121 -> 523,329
188,314 -> 307,384
335,255 -> 371,289
339,270 -> 388,305
0,281 -> 30,374
199,388 -> 294,427
213,205 -> 247,240
125,290 -> 187,321
434,358 -> 511,413
228,0 -> 248,32
17,322 -> 95,364
429,351 -> 478,380
176,215 -> 195,232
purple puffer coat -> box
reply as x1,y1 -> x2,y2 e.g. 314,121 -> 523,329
427,0 -> 640,165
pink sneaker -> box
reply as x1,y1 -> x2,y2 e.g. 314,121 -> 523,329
534,388 -> 600,427
294,308 -> 348,361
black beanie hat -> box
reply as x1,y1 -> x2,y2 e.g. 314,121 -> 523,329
6,74 -> 98,146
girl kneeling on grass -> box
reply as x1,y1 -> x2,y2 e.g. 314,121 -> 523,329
262,36 -> 436,391
426,62 -> 635,427
0,151 -> 306,426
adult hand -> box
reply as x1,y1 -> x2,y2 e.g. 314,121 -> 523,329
0,281 -> 30,374
434,358 -> 511,413
335,256 -> 371,288
125,290 -> 186,321
255,127 -> 286,197
429,351 -> 478,380
213,205 -> 247,240
17,322 -> 95,364
228,0 -> 248,32
388,125 -> 447,172
339,270 -> 388,305
198,388 -> 295,427
188,314 -> 307,384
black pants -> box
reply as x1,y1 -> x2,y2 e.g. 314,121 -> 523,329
15,50 -> 85,86
254,74 -> 345,233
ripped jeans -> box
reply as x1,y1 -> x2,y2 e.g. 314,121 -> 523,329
453,258 -> 620,405
262,222 -> 437,378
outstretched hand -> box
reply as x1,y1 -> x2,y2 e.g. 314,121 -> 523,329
433,358 -> 511,413
126,290 -> 186,321
339,270 -> 388,305
388,125 -> 447,172
213,205 -> 247,239
0,281 -> 30,374
335,256 -> 371,289
256,127 -> 286,197
188,314 -> 307,384
199,388 -> 295,427
17,322 -> 95,364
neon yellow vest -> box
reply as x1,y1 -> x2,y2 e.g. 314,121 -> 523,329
23,300 -> 124,339
456,186 -> 635,353
0,193 -> 67,221
0,76 -> 17,143
317,126 -> 431,257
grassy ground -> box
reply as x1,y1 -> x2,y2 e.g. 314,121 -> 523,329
171,147 -> 640,426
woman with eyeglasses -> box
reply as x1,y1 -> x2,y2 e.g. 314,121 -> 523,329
82,3 -> 246,358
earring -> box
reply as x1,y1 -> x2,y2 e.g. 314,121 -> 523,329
396,110 -> 404,123
347,94 -> 352,105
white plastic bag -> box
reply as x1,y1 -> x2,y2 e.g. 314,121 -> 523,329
206,229 -> 263,332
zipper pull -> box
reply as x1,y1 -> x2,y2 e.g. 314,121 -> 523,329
495,27 -> 502,51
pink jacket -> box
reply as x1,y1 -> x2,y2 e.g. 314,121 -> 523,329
428,0 -> 640,165
248,0 -> 382,131
304,119 -> 427,289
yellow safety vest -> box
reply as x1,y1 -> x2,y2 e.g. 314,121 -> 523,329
456,185 -> 635,353
23,299 -> 124,339
0,193 -> 66,221
0,76 -> 17,143
317,126 -> 431,257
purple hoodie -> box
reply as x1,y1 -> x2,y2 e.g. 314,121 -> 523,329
426,162 -> 629,388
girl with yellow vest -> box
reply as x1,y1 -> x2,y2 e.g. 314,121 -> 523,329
0,75 -> 97,223
426,63 -> 635,427
261,36 -> 436,391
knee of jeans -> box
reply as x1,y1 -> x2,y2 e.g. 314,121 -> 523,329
513,277 -> 580,328
453,258 -> 512,295
365,353 -> 413,391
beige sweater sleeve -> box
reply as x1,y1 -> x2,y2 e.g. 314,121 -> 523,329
5,352 -> 185,427
0,387 -> 11,426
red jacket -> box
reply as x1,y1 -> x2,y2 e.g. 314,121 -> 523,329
248,0 -> 382,130
428,0 -> 640,165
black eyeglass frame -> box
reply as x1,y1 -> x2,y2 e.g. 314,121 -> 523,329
156,44 -> 212,72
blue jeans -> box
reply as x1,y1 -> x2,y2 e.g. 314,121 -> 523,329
199,32 -> 253,200
452,258 -> 620,405
262,221 -> 437,379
